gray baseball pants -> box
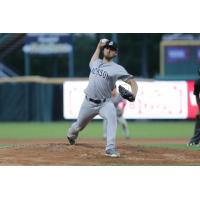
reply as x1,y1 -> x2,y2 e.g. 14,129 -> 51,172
103,116 -> 129,138
67,97 -> 117,150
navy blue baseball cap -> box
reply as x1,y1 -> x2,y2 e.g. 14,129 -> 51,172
105,40 -> 118,51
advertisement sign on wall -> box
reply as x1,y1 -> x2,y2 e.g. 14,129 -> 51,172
117,81 -> 188,119
63,80 -> 197,120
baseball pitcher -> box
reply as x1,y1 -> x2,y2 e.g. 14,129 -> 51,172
66,39 -> 138,157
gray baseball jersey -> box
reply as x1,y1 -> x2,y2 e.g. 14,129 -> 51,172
84,59 -> 133,99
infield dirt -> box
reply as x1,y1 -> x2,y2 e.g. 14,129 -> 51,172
0,138 -> 199,165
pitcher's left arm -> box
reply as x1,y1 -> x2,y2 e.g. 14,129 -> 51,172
126,79 -> 138,99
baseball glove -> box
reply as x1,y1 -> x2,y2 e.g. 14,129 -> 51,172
118,85 -> 135,102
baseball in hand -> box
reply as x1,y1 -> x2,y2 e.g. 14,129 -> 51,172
100,38 -> 108,44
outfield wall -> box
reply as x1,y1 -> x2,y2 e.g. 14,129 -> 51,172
0,77 -> 197,121
63,79 -> 198,120
0,76 -> 64,121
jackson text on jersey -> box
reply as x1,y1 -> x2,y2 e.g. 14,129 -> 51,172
91,67 -> 109,80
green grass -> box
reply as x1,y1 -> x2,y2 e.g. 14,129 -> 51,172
116,121 -> 194,138
0,122 -> 68,139
0,144 -> 14,148
0,120 -> 195,139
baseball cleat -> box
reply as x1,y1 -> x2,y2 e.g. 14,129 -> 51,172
67,136 -> 75,145
105,149 -> 120,157
187,141 -> 199,147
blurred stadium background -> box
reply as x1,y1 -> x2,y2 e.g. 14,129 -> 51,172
0,33 -> 200,141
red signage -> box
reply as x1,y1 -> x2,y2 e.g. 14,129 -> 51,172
187,81 -> 198,119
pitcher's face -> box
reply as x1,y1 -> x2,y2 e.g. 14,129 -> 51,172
103,47 -> 117,60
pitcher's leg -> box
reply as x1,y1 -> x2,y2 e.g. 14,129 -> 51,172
103,119 -> 107,139
67,99 -> 97,141
99,102 -> 117,151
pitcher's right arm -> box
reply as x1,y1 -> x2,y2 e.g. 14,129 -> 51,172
89,39 -> 108,68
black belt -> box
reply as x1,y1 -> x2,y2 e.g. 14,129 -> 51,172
86,96 -> 106,104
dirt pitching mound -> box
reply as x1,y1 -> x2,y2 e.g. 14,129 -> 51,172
0,138 -> 199,165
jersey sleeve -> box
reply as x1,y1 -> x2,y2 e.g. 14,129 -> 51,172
89,59 -> 102,70
194,79 -> 200,97
117,66 -> 134,82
